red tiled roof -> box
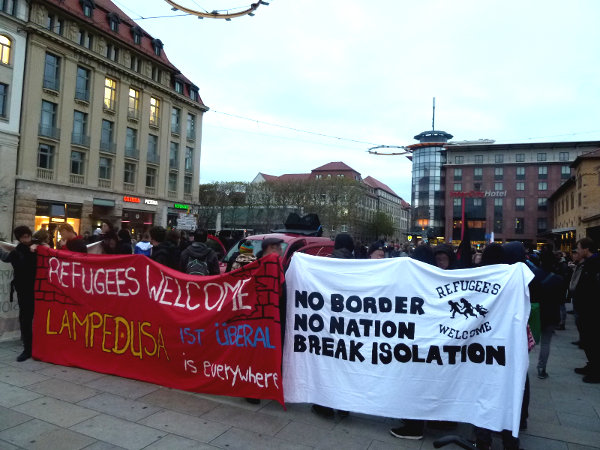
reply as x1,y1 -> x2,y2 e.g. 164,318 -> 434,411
312,161 -> 359,173
278,173 -> 311,182
363,176 -> 399,197
401,199 -> 411,209
46,0 -> 205,107
258,173 -> 278,182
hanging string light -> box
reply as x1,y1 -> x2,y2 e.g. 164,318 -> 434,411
164,0 -> 268,20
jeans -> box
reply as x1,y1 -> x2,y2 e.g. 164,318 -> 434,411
537,325 -> 555,370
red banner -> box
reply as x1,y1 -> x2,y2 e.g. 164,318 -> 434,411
32,246 -> 285,404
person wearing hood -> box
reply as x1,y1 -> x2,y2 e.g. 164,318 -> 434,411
433,244 -> 456,270
116,229 -> 133,254
134,232 -> 153,256
149,226 -> 180,271
331,233 -> 354,259
180,228 -> 220,276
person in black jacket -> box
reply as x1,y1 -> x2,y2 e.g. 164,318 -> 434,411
1,226 -> 38,361
116,229 -> 133,254
180,228 -> 220,275
149,226 -> 180,271
572,238 -> 600,383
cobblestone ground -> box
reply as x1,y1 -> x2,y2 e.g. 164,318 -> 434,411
0,311 -> 598,450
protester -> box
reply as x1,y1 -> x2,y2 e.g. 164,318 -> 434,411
166,229 -> 182,267
116,229 -> 133,254
149,226 -> 180,270
32,229 -> 51,247
229,240 -> 257,271
180,228 -> 220,276
0,226 -> 37,361
257,237 -> 284,259
572,238 -> 600,383
433,244 -> 456,270
57,223 -> 88,253
134,232 -> 153,256
179,230 -> 192,252
567,247 -> 584,347
368,241 -> 385,259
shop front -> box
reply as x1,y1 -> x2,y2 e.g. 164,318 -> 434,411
121,196 -> 157,237
91,198 -> 116,231
35,200 -> 82,248
167,203 -> 193,230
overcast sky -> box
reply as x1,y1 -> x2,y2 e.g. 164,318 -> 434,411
121,0 -> 600,201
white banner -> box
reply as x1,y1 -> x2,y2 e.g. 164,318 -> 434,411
0,260 -> 19,342
283,253 -> 533,436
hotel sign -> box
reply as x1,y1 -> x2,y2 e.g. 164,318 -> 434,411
450,190 -> 507,198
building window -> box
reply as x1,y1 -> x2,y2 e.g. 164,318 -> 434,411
151,66 -> 160,82
537,197 -> 547,211
187,113 -> 196,140
146,167 -> 156,187
494,198 -> 503,208
0,35 -> 11,65
537,218 -> 547,233
125,127 -> 137,153
571,192 -> 574,210
516,153 -> 525,162
79,30 -> 93,49
538,182 -> 547,191
516,166 -> 525,180
494,167 -> 503,180
474,155 -> 483,164
516,182 -> 524,191
495,154 -> 504,163
40,100 -> 58,138
454,156 -> 464,164
149,97 -> 160,126
538,166 -> 548,179
108,14 -> 120,32
185,147 -> 193,172
106,44 -> 118,62
72,110 -> 88,146
103,78 -> 116,111
174,80 -> 183,94
47,15 -> 64,35
75,66 -> 90,101
474,182 -> 481,190
171,107 -> 180,134
70,151 -> 84,175
147,134 -> 158,163
494,182 -> 503,191
537,152 -> 547,162
130,57 -> 140,73
453,183 -> 462,191
43,53 -> 61,91
184,175 -> 192,194
169,142 -> 179,169
124,162 -> 136,184
100,119 -> 114,150
152,38 -> 163,56
561,165 -> 571,178
190,89 -> 198,102
168,173 -> 178,191
515,218 -> 524,234
453,168 -> 462,180
474,167 -> 483,180
98,157 -> 112,180
515,197 -> 525,211
559,152 -> 569,162
132,27 -> 142,45
38,144 -> 54,169
578,192 -> 582,206
128,88 -> 139,118
82,0 -> 94,18
0,83 -> 7,117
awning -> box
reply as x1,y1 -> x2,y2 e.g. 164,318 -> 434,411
93,198 -> 115,207
551,227 -> 576,233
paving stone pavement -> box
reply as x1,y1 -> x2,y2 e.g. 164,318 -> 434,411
0,312 -> 598,450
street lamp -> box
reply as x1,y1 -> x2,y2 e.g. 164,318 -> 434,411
164,1 -> 266,20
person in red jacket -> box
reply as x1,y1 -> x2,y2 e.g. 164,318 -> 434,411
57,223 -> 88,253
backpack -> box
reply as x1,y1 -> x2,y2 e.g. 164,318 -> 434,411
186,257 -> 209,276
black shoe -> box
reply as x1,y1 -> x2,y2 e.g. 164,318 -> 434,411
245,398 -> 260,404
537,368 -> 548,379
582,374 -> 600,384
575,364 -> 592,375
311,404 -> 334,418
389,423 -> 424,440
16,351 -> 31,362
520,419 -> 527,431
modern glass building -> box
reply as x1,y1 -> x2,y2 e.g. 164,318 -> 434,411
408,130 -> 453,240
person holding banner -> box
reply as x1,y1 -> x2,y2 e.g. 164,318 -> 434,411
57,223 -> 88,253
1,226 -> 38,362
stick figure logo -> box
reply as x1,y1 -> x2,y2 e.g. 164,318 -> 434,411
448,298 -> 488,319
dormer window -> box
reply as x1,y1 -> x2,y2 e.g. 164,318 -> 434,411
132,26 -> 142,45
152,38 -> 163,56
189,88 -> 198,101
107,13 -> 120,32
80,0 -> 95,18
174,80 -> 183,94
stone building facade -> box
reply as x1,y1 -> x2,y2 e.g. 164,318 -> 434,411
13,0 -> 207,241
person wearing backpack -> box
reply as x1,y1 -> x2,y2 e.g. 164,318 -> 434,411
180,228 -> 220,276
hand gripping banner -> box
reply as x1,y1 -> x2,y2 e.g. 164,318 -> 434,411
33,246 -> 285,404
283,253 -> 533,436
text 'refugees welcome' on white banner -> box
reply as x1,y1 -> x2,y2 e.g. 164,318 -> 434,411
282,253 -> 533,436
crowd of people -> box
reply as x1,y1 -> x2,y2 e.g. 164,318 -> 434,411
1,222 -> 598,450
